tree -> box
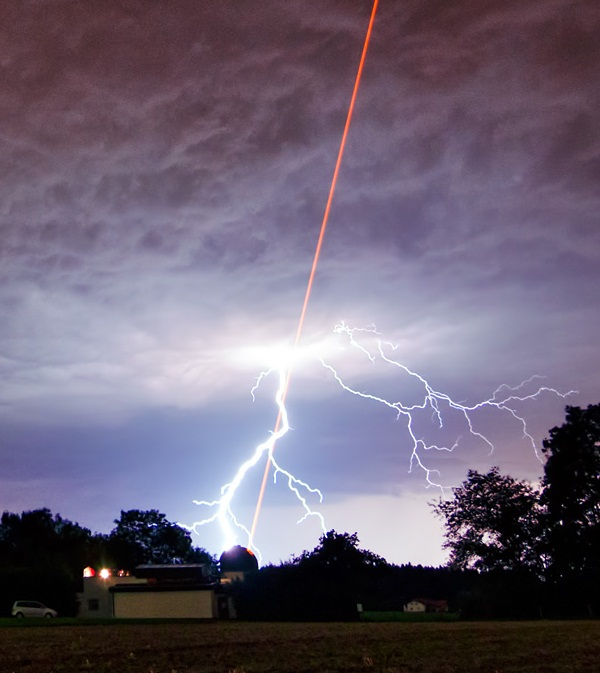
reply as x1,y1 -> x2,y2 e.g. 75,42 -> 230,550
293,530 -> 387,571
108,509 -> 195,568
541,404 -> 600,580
432,467 -> 543,573
0,508 -> 96,570
0,509 -> 101,616
235,531 -> 389,620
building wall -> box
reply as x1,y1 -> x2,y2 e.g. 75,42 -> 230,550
113,589 -> 215,619
78,576 -> 143,618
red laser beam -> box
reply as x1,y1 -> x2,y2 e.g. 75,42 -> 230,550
248,0 -> 380,547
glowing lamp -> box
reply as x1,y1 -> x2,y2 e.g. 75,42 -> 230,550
99,568 -> 111,579
83,566 -> 95,578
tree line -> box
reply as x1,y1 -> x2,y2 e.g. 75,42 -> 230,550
1,403 -> 598,619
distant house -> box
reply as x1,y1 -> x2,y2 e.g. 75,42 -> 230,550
77,564 -> 232,619
404,598 -> 448,613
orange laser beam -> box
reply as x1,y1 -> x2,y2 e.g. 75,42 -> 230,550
248,0 -> 379,548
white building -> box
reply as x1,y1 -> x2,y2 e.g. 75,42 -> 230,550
77,564 -> 228,619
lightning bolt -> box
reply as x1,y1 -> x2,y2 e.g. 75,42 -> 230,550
187,364 -> 326,562
187,322 -> 575,557
322,322 -> 577,493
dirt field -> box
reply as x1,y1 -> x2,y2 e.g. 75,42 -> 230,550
1,619 -> 599,673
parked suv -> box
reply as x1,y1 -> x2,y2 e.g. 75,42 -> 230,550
12,601 -> 58,618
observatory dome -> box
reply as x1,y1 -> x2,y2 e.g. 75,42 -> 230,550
219,545 -> 259,573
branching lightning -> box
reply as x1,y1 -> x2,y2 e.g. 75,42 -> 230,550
322,322 -> 577,494
188,365 -> 325,562
188,322 -> 575,557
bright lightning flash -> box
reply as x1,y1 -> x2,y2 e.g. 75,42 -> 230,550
188,323 -> 575,559
188,363 -> 325,562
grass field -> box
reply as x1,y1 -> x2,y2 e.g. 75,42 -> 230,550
0,619 -> 599,673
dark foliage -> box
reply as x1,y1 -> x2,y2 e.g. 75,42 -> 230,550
107,509 -> 195,568
431,467 -> 543,573
541,404 -> 600,577
431,404 -> 600,618
0,508 -> 94,571
540,404 -> 600,615
292,531 -> 387,570
0,509 -> 98,616
0,566 -> 78,618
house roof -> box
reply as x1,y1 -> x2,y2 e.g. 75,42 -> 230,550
110,583 -> 216,593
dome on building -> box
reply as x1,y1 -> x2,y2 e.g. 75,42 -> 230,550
219,545 -> 258,572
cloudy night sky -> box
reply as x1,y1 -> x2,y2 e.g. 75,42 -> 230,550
1,0 -> 599,566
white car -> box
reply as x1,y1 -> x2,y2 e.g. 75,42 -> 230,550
12,600 -> 58,618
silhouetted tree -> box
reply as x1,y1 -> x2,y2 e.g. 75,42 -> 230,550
107,509 -> 195,568
0,509 -> 100,616
0,508 -> 97,571
293,530 -> 387,571
188,545 -> 219,576
541,404 -> 600,577
430,406 -> 600,617
290,531 -> 389,619
432,467 -> 543,573
540,404 -> 600,614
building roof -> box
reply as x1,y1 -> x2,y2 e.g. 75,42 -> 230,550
134,564 -> 212,582
110,583 -> 216,593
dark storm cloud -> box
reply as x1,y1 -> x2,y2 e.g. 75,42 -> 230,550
0,0 -> 598,563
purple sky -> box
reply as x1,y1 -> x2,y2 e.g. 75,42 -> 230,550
1,0 -> 599,566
